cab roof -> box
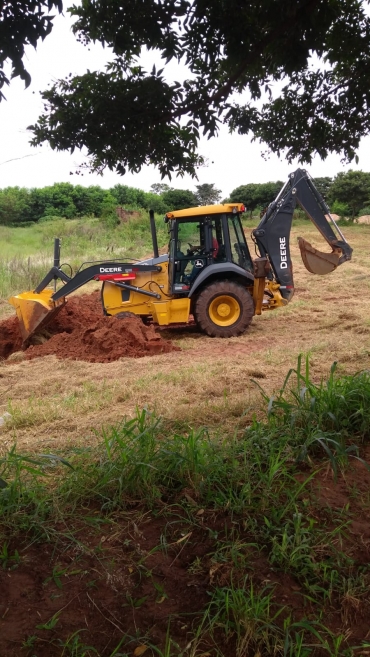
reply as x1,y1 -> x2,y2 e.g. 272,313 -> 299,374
165,203 -> 245,219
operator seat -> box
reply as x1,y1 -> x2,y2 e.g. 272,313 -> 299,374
175,249 -> 188,283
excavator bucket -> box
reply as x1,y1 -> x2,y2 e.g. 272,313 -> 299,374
8,289 -> 65,343
297,237 -> 341,275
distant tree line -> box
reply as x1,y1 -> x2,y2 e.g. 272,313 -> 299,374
0,181 -> 223,225
227,171 -> 370,221
0,171 -> 369,226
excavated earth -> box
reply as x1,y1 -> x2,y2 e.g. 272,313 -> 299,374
0,293 -> 179,362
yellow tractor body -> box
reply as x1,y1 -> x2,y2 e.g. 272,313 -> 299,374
102,261 -> 191,325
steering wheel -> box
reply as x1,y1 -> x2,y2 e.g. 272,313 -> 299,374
187,243 -> 204,256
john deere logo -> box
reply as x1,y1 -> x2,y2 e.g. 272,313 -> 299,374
99,267 -> 123,273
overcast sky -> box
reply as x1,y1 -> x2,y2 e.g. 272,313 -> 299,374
1,6 -> 370,198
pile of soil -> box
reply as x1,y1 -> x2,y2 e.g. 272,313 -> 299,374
0,293 -> 179,363
357,214 -> 370,224
0,315 -> 23,360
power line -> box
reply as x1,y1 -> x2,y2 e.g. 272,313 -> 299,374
0,153 -> 39,167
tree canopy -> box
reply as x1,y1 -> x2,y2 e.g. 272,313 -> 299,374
2,1 -> 369,177
25,0 -> 370,178
161,188 -> 197,210
0,1 -> 62,100
328,170 -> 370,220
228,181 -> 283,213
1,171 -> 370,225
194,184 -> 221,206
0,181 -> 201,224
310,177 -> 333,201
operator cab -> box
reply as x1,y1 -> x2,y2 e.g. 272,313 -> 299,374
165,204 -> 254,294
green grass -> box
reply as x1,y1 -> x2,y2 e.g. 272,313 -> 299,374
252,355 -> 370,474
1,359 -> 370,655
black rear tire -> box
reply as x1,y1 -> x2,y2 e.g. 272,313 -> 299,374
194,280 -> 254,337
115,312 -> 138,319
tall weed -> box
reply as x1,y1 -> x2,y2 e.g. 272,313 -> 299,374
270,357 -> 370,439
205,579 -> 283,657
0,446 -> 72,528
0,254 -> 53,298
250,355 -> 370,469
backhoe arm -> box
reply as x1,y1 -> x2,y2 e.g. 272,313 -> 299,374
252,169 -> 353,301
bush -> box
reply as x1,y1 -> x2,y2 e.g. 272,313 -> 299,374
100,212 -> 120,229
142,191 -> 168,215
357,206 -> 370,217
330,200 -> 349,218
9,221 -> 37,228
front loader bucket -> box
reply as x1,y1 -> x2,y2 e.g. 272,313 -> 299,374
8,289 -> 65,343
297,237 -> 340,275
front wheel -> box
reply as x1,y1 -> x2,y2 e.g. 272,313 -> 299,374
194,280 -> 254,337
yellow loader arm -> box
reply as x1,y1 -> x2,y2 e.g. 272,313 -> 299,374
9,238 -> 162,344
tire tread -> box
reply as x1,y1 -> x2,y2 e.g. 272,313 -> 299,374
194,280 -> 254,337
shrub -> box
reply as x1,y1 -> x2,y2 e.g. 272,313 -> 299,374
330,200 -> 350,219
357,206 -> 370,217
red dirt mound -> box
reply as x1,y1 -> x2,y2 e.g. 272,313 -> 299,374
0,315 -> 23,359
0,293 -> 179,362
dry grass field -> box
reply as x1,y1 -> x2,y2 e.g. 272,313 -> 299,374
0,222 -> 369,457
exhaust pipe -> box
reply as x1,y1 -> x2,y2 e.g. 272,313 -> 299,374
149,210 -> 159,259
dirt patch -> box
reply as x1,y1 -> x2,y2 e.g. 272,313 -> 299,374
116,206 -> 142,222
1,478 -> 370,657
0,293 -> 179,363
0,512 -> 213,657
357,214 -> 370,224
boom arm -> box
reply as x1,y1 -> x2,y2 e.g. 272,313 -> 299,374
252,169 -> 353,301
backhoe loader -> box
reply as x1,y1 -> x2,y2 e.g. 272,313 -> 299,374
9,169 -> 352,342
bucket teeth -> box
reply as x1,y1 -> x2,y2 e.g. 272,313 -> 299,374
297,237 -> 340,275
8,290 -> 65,343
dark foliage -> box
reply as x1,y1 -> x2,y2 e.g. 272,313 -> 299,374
161,188 -> 198,210
0,1 -> 62,99
26,0 -> 370,177
311,177 -> 333,201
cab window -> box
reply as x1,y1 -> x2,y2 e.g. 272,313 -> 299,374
175,219 -> 205,284
228,215 -> 253,272
210,217 -> 227,262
